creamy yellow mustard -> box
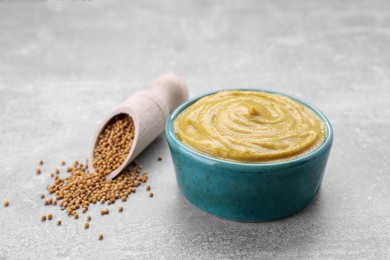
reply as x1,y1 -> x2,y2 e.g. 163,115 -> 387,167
174,90 -> 326,163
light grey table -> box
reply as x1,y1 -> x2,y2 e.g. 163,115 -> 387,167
0,0 -> 389,259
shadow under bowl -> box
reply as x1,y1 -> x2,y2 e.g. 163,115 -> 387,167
166,89 -> 333,222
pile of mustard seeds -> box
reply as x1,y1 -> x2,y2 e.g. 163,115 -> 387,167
93,114 -> 135,175
45,160 -> 147,217
39,158 -> 151,240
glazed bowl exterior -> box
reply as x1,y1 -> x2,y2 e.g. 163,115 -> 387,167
166,89 -> 333,222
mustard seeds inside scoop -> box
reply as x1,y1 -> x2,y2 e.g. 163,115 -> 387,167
93,114 -> 135,176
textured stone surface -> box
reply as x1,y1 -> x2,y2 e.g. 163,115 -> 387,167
0,0 -> 389,259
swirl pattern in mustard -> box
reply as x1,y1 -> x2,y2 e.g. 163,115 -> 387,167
174,90 -> 326,163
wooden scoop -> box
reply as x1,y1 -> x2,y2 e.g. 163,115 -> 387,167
88,74 -> 188,179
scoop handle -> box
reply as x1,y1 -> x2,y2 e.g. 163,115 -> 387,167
120,73 -> 189,121
150,73 -> 189,112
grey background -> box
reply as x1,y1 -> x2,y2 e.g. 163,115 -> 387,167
0,0 -> 389,259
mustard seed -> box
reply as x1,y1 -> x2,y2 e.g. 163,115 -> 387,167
84,222 -> 89,229
36,168 -> 41,174
39,160 -> 44,165
3,200 -> 9,207
57,220 -> 62,225
158,156 -> 162,161
41,215 -> 46,221
74,213 -> 79,220
149,192 -> 154,198
61,161 -> 66,166
40,194 -> 45,199
118,206 -> 123,212
48,214 -> 53,220
87,216 -> 91,221
55,169 -> 60,174
99,234 -> 103,240
146,185 -> 151,191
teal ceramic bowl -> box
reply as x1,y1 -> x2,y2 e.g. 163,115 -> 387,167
166,89 -> 333,222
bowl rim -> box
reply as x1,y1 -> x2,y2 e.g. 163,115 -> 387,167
166,89 -> 333,168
